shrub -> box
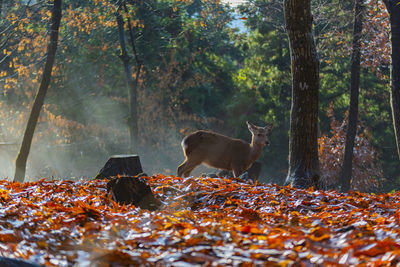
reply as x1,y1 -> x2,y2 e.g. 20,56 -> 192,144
318,104 -> 384,192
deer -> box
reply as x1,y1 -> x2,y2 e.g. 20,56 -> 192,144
177,121 -> 273,178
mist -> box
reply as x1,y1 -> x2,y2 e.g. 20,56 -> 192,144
0,86 -> 220,181
0,0 -> 286,185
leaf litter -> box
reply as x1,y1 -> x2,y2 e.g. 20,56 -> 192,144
0,175 -> 400,266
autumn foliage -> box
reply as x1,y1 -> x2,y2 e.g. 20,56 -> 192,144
318,104 -> 384,191
362,0 -> 390,78
0,0 -> 233,177
0,175 -> 399,266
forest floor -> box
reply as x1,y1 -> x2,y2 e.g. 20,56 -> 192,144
0,175 -> 399,266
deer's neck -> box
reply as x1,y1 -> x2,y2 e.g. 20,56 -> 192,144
249,140 -> 263,163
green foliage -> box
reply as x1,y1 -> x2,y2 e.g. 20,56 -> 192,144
230,0 -> 398,189
227,32 -> 291,183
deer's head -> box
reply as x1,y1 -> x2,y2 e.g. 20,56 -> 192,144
247,121 -> 274,146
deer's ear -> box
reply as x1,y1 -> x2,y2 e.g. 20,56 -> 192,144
247,121 -> 256,132
264,123 -> 273,132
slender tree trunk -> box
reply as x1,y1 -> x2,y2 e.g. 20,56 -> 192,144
123,3 -> 142,148
340,0 -> 364,192
116,8 -> 139,153
383,0 -> 400,160
14,0 -> 62,182
284,0 -> 321,189
278,36 -> 283,69
123,3 -> 142,77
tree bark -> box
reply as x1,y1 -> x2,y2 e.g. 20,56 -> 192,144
284,0 -> 321,189
383,0 -> 400,161
115,7 -> 139,153
123,3 -> 142,78
14,0 -> 62,183
340,0 -> 364,192
123,2 -> 143,150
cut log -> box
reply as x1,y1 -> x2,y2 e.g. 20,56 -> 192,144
107,175 -> 161,211
95,154 -> 143,180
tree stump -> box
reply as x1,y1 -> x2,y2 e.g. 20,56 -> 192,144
95,155 -> 160,210
95,154 -> 143,180
107,175 -> 161,211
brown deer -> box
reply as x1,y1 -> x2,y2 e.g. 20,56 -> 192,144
177,121 -> 273,178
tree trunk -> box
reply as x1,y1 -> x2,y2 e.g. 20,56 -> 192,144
383,0 -> 400,161
115,8 -> 139,153
123,3 -> 142,84
340,0 -> 364,192
124,3 -> 143,151
14,0 -> 62,183
284,0 -> 321,189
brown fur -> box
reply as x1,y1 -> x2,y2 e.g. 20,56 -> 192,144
177,122 -> 273,178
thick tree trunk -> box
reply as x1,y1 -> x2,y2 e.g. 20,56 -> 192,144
340,0 -> 364,192
14,0 -> 62,183
116,9 -> 139,153
383,0 -> 400,161
284,0 -> 320,189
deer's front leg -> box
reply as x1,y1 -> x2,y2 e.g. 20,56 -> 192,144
232,166 -> 244,178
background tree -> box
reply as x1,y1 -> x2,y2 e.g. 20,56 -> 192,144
382,0 -> 400,161
360,0 -> 398,191
235,0 -> 390,190
284,0 -> 321,189
340,0 -> 364,192
115,2 -> 140,153
14,0 -> 62,182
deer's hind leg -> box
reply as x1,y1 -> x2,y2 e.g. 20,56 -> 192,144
177,158 -> 202,177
